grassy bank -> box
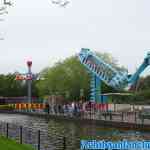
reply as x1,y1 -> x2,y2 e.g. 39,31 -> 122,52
0,136 -> 35,150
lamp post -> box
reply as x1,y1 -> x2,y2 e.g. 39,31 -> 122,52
27,60 -> 32,104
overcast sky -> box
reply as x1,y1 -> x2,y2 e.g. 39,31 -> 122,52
1,0 -> 150,75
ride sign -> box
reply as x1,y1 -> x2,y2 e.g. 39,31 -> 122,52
15,74 -> 32,80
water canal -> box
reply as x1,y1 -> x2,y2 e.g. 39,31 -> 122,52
0,113 -> 150,150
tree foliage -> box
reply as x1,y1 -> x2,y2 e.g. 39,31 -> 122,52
137,76 -> 150,91
36,56 -> 90,101
0,74 -> 38,97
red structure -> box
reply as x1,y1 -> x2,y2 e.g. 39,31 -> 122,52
27,60 -> 32,68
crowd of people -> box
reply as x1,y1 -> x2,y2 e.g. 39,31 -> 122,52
46,102 -> 83,117
45,101 -> 108,117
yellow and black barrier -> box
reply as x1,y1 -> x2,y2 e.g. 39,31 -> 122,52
14,103 -> 46,110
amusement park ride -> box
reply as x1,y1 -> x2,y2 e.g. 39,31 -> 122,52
78,48 -> 150,103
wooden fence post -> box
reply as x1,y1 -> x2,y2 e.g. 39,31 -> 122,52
38,130 -> 40,150
6,123 -> 8,138
20,126 -> 22,144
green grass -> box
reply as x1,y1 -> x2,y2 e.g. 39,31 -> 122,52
0,136 -> 35,150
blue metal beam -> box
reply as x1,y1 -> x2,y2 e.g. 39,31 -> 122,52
78,48 -> 150,103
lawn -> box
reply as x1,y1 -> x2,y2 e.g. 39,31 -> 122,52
0,136 -> 35,150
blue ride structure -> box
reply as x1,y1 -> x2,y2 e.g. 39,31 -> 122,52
78,48 -> 150,103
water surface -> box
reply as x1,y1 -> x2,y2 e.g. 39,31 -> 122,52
0,113 -> 149,149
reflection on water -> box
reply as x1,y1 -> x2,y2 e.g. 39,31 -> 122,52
0,113 -> 150,149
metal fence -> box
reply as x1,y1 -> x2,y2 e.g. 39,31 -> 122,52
0,121 -> 67,150
44,109 -> 150,125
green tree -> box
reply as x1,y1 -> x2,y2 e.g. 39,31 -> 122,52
0,73 -> 39,97
36,56 -> 90,100
137,76 -> 150,91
